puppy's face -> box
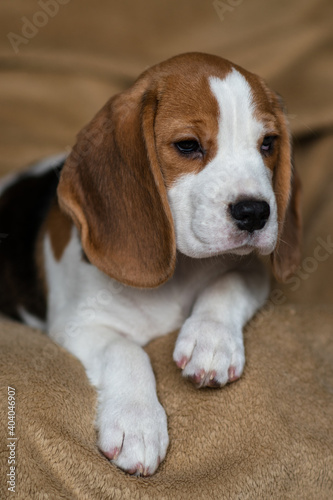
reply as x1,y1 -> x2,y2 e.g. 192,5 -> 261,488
154,66 -> 281,258
58,53 -> 301,287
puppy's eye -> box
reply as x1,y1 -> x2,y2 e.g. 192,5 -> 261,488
261,136 -> 276,155
175,140 -> 202,155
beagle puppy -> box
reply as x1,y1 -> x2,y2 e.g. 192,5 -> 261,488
0,53 -> 301,476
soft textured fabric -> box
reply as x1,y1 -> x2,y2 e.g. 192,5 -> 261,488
1,306 -> 332,499
0,0 -> 332,498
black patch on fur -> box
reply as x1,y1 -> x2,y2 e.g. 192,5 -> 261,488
81,250 -> 91,264
0,160 -> 65,322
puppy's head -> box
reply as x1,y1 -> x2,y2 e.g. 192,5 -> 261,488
58,53 -> 301,287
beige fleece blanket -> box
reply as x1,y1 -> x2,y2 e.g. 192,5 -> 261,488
1,305 -> 332,499
0,0 -> 333,498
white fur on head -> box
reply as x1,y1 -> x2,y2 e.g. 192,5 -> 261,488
168,69 -> 278,258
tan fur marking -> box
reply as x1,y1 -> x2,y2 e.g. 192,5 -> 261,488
153,74 -> 222,187
45,200 -> 73,262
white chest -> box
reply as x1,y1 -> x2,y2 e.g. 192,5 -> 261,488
44,228 -> 234,346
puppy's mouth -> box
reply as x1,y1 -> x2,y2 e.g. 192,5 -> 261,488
224,228 -> 277,256
188,217 -> 277,258
229,238 -> 277,256
228,244 -> 254,256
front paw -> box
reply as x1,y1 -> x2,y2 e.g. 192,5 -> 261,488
173,318 -> 245,388
97,394 -> 169,476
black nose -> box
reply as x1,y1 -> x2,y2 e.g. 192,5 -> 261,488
229,199 -> 270,233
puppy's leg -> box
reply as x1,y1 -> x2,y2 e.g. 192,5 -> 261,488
173,261 -> 269,387
49,326 -> 168,476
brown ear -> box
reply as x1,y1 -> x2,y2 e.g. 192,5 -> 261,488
57,82 -> 176,288
271,99 -> 302,282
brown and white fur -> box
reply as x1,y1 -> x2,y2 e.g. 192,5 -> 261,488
0,53 -> 301,476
